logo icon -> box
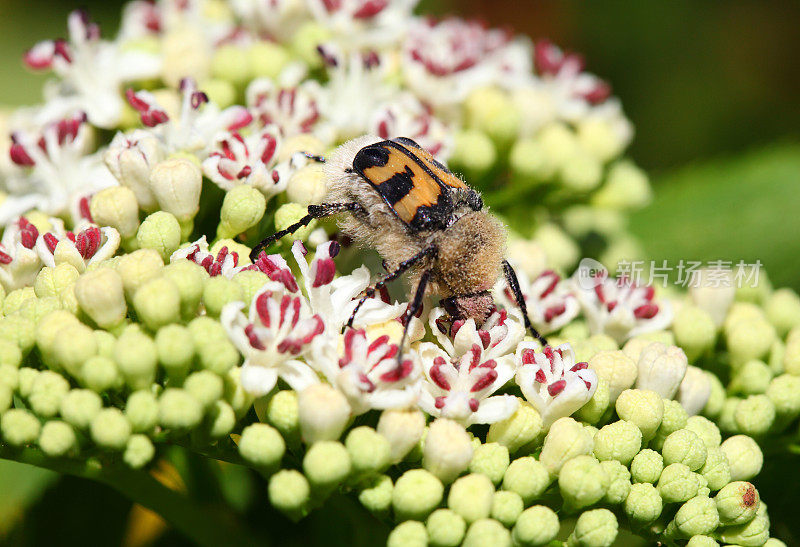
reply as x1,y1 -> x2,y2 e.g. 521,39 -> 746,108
576,258 -> 608,290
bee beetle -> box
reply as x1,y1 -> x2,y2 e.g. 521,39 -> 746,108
250,135 -> 548,353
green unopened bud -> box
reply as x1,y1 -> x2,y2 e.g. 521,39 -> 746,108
285,164 -> 327,205
125,390 -> 159,433
114,327 -> 157,390
764,539 -> 788,547
290,22 -> 330,66
223,367 -> 254,418
702,372 -> 726,419
200,338 -> 240,375
509,137 -> 554,181
720,435 -> 762,481
90,186 -> 140,239
3,287 -> 35,315
38,419 -> 76,457
717,513 -> 770,547
210,44 -> 249,84
392,469 -> 444,521
560,151 -> 602,193
624,482 -> 662,522
149,158 -> 201,222
574,378 -> 610,424
652,399 -> 689,450
239,422 -> 285,469
447,473 -> 494,524
591,160 -> 650,209
663,429 -> 708,471
601,460 -> 631,505
81,355 -> 121,392
427,508 -> 466,547
0,364 -> 19,391
501,456 -> 550,504
265,389 -> 299,443
204,400 -> 235,438
559,455 -> 608,511
74,268 -> 127,329
133,276 -> 181,330
715,481 -> 759,526
162,260 -> 206,317
159,388 -> 203,430
727,318 -> 776,368
272,202 -> 315,243
423,418 -> 473,484
0,384 -> 12,414
248,41 -> 290,78
0,339 -> 22,368
490,490 -> 523,528
268,469 -> 309,521
631,448 -> 664,484
469,442 -> 509,485
28,370 -> 70,418
303,441 -> 352,493
232,270 -> 268,304
462,518 -> 511,547
672,495 -> 719,537
465,86 -> 519,143
202,276 -> 244,318
451,129 -> 496,176
567,508 -> 618,547
137,212 -> 181,262
592,420 -> 642,465
51,322 -> 97,378
90,407 -> 131,450
124,434 -> 155,469
17,368 -> 39,399
116,249 -> 164,299
1,409 -> 40,446
686,535 -> 719,547
34,264 -> 80,299
766,373 -> 800,419
345,426 -> 390,477
155,325 -> 194,379
298,383 -> 350,444
539,417 -> 593,476
729,360 -> 772,397
670,305 -> 716,361
764,288 -> 800,336
218,185 -> 266,239
658,463 -> 704,503
0,315 -> 36,354
512,505 -> 559,546
700,447 -> 731,491
615,389 -> 664,442
686,416 -> 722,448
785,327 -> 800,375
718,399 -> 740,434
377,407 -> 426,463
734,394 -> 775,436
184,370 -> 224,409
486,400 -> 542,454
357,474 -> 393,516
387,521 -> 427,547
588,351 -> 637,402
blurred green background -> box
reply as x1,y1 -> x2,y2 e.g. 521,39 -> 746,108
0,0 -> 799,544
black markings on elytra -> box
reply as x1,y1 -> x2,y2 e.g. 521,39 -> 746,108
352,145 -> 390,172
376,166 -> 415,204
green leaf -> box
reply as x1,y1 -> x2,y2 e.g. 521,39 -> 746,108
630,142 -> 800,292
0,460 -> 58,538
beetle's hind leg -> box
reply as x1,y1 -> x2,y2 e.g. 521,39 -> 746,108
249,202 -> 364,261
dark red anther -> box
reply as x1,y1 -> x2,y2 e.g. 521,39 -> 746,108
430,359 -> 450,390
544,303 -> 566,323
75,227 -> 101,259
471,369 -> 497,392
468,398 -> 479,412
633,303 -> 659,319
478,330 -> 490,349
534,369 -> 547,383
0,250 -> 13,264
260,133 -> 277,164
380,360 -> 413,382
9,142 -> 35,166
79,196 -> 93,222
434,396 -> 446,409
244,324 -> 265,350
43,233 -> 59,254
521,348 -> 536,365
353,0 -> 387,19
547,380 -> 566,396
255,292 -> 272,328
312,258 -> 335,287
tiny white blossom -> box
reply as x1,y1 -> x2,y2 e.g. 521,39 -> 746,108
36,222 -> 120,273
246,78 -> 325,139
310,327 -> 420,414
221,283 -> 324,396
0,217 -> 46,292
515,342 -> 597,428
496,268 -> 579,335
307,0 -> 418,51
170,236 -> 244,278
572,272 -> 672,344
2,114 -> 116,225
24,10 -> 161,128
369,92 -> 453,161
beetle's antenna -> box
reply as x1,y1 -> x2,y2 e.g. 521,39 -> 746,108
502,260 -> 549,347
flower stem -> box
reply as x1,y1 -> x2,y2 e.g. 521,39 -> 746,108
0,446 -> 261,547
